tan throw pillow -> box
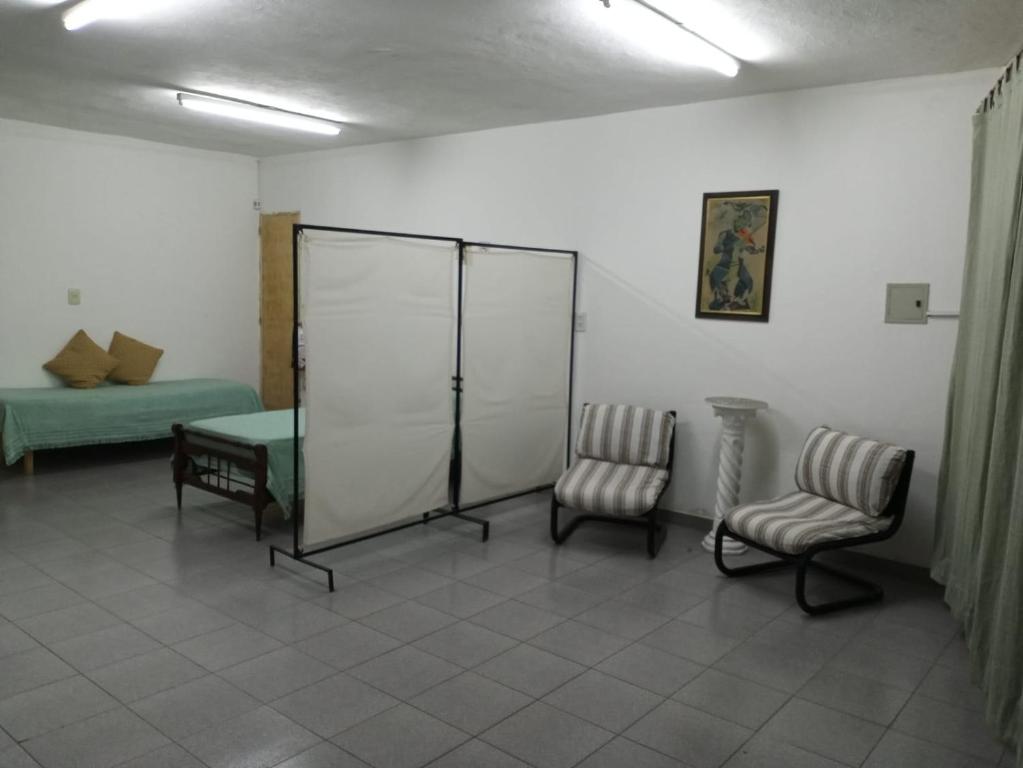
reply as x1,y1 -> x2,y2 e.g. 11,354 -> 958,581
107,331 -> 163,385
43,330 -> 119,388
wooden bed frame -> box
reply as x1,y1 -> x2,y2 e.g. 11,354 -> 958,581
172,423 -> 280,540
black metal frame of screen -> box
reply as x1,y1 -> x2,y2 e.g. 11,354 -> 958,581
268,224 -> 578,591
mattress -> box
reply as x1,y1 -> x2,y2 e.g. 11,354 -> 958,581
185,408 -> 304,513
0,378 -> 263,466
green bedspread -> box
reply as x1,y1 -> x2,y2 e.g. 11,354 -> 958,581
187,409 -> 304,514
0,379 -> 262,466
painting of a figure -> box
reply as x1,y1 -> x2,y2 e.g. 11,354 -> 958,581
696,190 -> 778,321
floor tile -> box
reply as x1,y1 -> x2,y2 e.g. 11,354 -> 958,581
361,600 -> 459,642
674,668 -> 789,729
798,667 -> 911,725
723,733 -> 848,768
462,565 -> 549,597
412,621 -> 518,668
575,736 -> 689,768
182,706 -> 319,768
130,674 -> 260,740
22,707 -> 169,768
482,701 -> 613,768
678,599 -> 777,639
272,672 -> 398,738
626,700 -> 751,768
528,619 -> 631,666
86,647 -> 206,703
16,602 -> 122,646
892,692 -> 1004,762
469,599 -> 564,640
475,644 -> 585,697
916,662 -> 987,713
512,551 -> 589,579
517,582 -> 604,618
114,743 -> 208,768
574,598 -> 671,640
416,582 -> 506,618
275,741 -> 371,768
597,643 -> 704,696
314,583 -> 406,619
713,639 -> 827,693
131,602 -> 235,644
827,641 -> 932,691
411,671 -> 531,734
760,697 -> 885,765
641,619 -> 742,665
0,675 -> 118,741
0,584 -> 86,622
369,565 -> 456,599
219,646 -> 336,702
296,622 -> 402,670
0,619 -> 39,659
349,645 -> 461,699
244,601 -> 347,644
173,623 -> 283,671
50,623 -> 162,672
0,566 -> 55,597
0,647 -> 76,700
426,738 -> 529,767
558,564 -> 647,600
333,704 -> 468,768
543,669 -> 662,732
863,729 -> 998,768
94,584 -> 194,622
418,551 -> 493,580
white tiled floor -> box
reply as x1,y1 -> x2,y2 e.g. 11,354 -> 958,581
0,444 -> 1015,767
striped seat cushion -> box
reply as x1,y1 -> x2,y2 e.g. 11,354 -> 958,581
555,458 -> 669,517
795,427 -> 907,517
725,491 -> 893,555
576,403 -> 674,468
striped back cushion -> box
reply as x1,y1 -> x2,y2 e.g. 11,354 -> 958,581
576,403 -> 674,468
795,427 -> 907,517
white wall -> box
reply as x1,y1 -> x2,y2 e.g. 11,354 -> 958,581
260,70 -> 992,567
0,119 -> 259,389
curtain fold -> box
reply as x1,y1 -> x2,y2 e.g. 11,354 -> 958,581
931,68 -> 1023,765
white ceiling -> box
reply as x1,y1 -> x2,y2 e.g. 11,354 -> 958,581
0,0 -> 1018,157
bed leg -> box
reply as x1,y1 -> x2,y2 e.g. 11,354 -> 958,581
23,451 -> 34,476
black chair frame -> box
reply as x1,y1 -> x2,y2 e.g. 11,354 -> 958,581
551,408 -> 677,558
714,450 -> 915,615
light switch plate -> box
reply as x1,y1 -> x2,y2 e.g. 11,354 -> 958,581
886,283 -> 929,324
574,312 -> 587,332
67,288 -> 81,306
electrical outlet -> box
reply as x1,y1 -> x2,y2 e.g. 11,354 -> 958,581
574,312 -> 587,332
67,288 -> 81,306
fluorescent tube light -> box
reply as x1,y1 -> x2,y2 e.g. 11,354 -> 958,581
176,93 -> 342,136
63,0 -> 152,31
599,0 -> 741,78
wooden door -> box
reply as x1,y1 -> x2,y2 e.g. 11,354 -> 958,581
260,211 -> 300,410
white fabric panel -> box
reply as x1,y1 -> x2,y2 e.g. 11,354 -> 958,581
460,246 -> 574,505
301,232 -> 456,548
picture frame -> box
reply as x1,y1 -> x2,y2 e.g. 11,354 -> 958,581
695,189 -> 779,322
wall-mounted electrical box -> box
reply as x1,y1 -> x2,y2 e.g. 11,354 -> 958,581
67,288 -> 81,306
885,283 -> 929,324
574,313 -> 587,332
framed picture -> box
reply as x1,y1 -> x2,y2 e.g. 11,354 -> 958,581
695,190 -> 779,322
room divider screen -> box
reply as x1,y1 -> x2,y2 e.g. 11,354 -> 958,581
270,225 -> 576,590
459,245 -> 576,507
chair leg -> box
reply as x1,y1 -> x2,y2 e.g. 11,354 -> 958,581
550,497 -> 562,544
713,522 -> 791,577
646,509 -> 666,558
796,556 -> 885,615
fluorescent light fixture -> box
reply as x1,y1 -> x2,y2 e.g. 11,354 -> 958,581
176,93 -> 342,136
598,0 -> 741,77
62,0 -> 156,31
642,0 -> 769,61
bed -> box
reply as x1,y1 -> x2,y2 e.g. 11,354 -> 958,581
172,409 -> 304,540
0,379 -> 262,474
